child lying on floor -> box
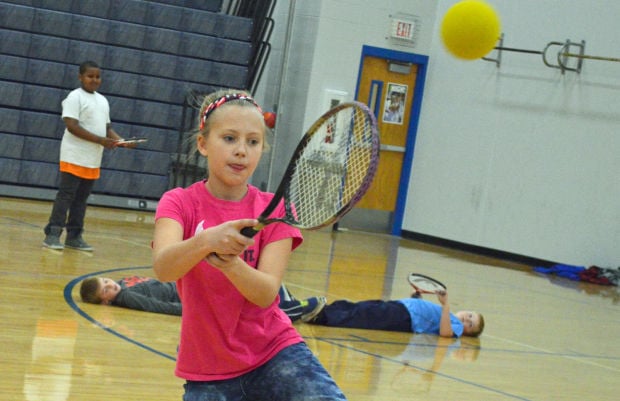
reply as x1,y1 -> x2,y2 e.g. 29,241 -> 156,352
79,275 -> 325,322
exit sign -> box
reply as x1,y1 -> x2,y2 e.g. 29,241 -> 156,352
390,18 -> 415,41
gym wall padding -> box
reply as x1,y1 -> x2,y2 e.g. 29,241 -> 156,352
0,0 -> 252,202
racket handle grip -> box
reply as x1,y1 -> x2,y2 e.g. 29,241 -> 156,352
240,226 -> 259,238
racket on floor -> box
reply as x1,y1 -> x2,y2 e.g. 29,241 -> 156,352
241,101 -> 380,237
408,273 -> 447,294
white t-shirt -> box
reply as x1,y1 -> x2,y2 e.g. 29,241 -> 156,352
60,88 -> 110,168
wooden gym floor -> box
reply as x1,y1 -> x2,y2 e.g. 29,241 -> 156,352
0,196 -> 617,401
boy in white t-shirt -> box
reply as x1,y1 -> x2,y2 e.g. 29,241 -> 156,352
43,61 -> 127,251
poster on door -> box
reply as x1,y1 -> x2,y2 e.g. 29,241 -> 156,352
382,83 -> 407,125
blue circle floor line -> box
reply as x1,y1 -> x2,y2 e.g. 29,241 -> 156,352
64,265 -> 177,362
65,267 -> 534,400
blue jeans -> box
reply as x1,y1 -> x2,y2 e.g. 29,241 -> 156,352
183,342 -> 347,401
45,172 -> 95,238
313,300 -> 412,332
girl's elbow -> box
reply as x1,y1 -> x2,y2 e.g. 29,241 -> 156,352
155,272 -> 177,283
255,298 -> 274,308
152,267 -> 165,281
254,292 -> 279,308
152,261 -> 171,282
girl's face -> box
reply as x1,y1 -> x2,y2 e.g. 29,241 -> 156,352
197,104 -> 265,199
79,67 -> 102,93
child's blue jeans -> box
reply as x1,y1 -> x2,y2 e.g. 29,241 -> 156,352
182,342 -> 347,401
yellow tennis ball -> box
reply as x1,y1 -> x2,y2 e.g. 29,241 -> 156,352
440,0 -> 501,60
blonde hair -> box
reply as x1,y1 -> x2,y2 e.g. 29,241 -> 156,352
198,89 -> 262,134
468,313 -> 485,337
192,89 -> 271,154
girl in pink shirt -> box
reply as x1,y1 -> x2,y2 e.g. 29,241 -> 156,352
152,90 -> 347,400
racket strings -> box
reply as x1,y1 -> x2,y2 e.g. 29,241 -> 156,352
288,106 -> 377,228
409,276 -> 445,292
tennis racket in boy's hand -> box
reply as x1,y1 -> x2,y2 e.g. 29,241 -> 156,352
115,137 -> 148,147
408,273 -> 447,295
240,101 -> 380,237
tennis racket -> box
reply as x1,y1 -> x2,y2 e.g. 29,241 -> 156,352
115,137 -> 148,146
408,273 -> 447,294
241,101 -> 380,237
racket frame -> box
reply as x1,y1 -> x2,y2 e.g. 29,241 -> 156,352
407,273 -> 447,294
115,137 -> 148,145
240,101 -> 379,237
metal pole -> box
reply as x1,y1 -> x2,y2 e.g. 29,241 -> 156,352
267,0 -> 297,191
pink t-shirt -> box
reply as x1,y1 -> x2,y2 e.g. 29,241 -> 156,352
155,181 -> 304,381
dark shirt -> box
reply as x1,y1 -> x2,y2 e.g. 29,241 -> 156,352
112,276 -> 182,316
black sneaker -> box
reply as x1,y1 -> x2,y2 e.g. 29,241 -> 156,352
65,236 -> 94,252
43,234 -> 64,250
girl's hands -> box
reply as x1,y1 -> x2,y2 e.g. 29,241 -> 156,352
202,219 -> 258,260
205,252 -> 240,270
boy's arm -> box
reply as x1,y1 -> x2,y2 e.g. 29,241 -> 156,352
437,291 -> 455,338
106,124 -> 123,141
106,124 -> 139,149
63,117 -> 117,149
